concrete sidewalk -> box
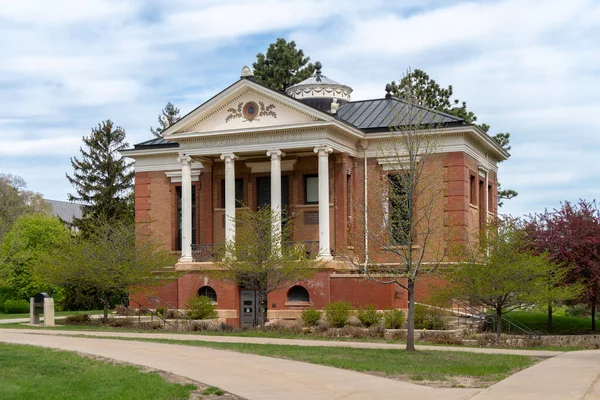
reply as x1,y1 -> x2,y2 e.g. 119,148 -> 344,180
0,331 -> 478,400
1,330 -> 598,399
0,328 -> 563,357
471,350 -> 600,400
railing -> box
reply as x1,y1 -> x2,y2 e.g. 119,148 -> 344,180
148,296 -> 192,329
192,243 -> 225,262
127,297 -> 168,327
191,241 -> 320,262
450,299 -> 540,338
285,241 -> 320,257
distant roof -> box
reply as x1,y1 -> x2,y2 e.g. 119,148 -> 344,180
133,137 -> 179,150
46,200 -> 82,224
336,97 -> 464,132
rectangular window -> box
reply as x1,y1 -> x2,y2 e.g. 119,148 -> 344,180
469,174 -> 477,206
304,175 -> 318,204
221,178 -> 244,208
488,183 -> 493,211
176,185 -> 197,251
388,174 -> 410,246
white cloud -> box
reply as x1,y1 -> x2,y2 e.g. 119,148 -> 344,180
0,0 -> 597,218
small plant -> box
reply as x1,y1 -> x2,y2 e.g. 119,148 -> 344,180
414,304 -> 448,330
63,314 -> 91,325
324,301 -> 353,328
155,307 -> 165,317
301,308 -> 322,327
383,309 -> 405,329
186,295 -> 218,320
114,304 -> 129,316
202,386 -> 225,395
3,299 -> 30,314
108,317 -> 134,328
357,305 -> 381,327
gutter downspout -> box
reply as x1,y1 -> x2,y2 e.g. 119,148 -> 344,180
360,140 -> 369,273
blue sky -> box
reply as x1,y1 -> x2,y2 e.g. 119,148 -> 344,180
0,0 -> 598,217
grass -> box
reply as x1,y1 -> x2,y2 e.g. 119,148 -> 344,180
0,309 -> 104,320
0,342 -> 195,400
507,311 -> 596,334
104,336 -> 537,387
202,386 -> 225,395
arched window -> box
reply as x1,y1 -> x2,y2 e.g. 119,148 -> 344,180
287,286 -> 310,303
198,286 -> 217,302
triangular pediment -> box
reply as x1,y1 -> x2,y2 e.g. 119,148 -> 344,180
163,80 -> 333,137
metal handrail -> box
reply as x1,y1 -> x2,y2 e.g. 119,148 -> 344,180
191,241 -> 320,262
148,296 -> 192,323
127,297 -> 167,326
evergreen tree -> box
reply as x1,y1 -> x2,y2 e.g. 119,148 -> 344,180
252,38 -> 315,92
66,120 -> 134,231
150,102 -> 181,137
391,69 -> 517,206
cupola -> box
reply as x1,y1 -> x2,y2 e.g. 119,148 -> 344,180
285,61 -> 352,113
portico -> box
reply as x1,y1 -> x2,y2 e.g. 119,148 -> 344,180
176,145 -> 336,262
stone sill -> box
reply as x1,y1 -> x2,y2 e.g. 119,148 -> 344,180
284,301 -> 311,307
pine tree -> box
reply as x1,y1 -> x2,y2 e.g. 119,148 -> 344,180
150,102 -> 181,137
66,120 -> 134,231
252,38 -> 315,92
391,69 -> 518,206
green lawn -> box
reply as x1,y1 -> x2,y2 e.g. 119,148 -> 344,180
128,337 -> 536,387
507,311 -> 596,334
0,343 -> 195,400
0,310 -> 104,320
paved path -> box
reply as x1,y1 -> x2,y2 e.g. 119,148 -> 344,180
0,329 -> 598,399
0,328 -> 563,357
0,330 -> 478,400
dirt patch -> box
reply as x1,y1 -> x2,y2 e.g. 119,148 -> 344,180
78,352 -> 245,399
364,371 -> 496,389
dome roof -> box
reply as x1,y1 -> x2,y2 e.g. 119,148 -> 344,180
285,62 -> 352,111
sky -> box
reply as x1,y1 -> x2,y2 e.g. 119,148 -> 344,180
0,0 -> 598,217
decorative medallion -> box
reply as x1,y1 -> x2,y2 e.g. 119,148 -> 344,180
225,101 -> 277,123
242,101 -> 258,120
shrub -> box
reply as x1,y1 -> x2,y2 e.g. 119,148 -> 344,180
186,295 -> 217,320
301,308 -> 322,327
414,304 -> 448,330
63,314 -> 91,325
324,301 -> 352,328
357,305 -> 381,327
383,309 -> 405,329
114,305 -> 129,316
3,299 -> 31,313
419,331 -> 463,345
108,317 -> 134,328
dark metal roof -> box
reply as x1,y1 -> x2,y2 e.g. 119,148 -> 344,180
133,137 -> 179,150
336,97 -> 464,132
46,200 -> 82,224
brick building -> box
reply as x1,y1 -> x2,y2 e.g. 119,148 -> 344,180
122,64 -> 508,327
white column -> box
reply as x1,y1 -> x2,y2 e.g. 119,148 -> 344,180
314,145 -> 333,260
178,155 -> 193,262
267,150 -> 284,255
220,153 -> 237,248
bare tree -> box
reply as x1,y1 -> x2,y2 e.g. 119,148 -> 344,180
342,92 -> 449,351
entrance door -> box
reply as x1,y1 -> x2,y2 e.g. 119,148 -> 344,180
240,290 -> 257,328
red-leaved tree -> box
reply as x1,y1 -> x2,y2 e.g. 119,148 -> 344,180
526,200 -> 600,331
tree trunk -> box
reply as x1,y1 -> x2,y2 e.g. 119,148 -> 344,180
406,279 -> 416,352
496,309 -> 502,343
592,301 -> 596,332
547,302 -> 553,333
257,290 -> 267,327
102,299 -> 109,324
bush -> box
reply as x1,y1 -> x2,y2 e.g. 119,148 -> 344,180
414,304 -> 448,330
108,317 -> 134,328
357,305 -> 381,327
63,314 -> 91,325
324,301 -> 352,328
3,299 -> 30,313
301,308 -> 322,327
383,309 -> 405,329
185,295 -> 218,320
